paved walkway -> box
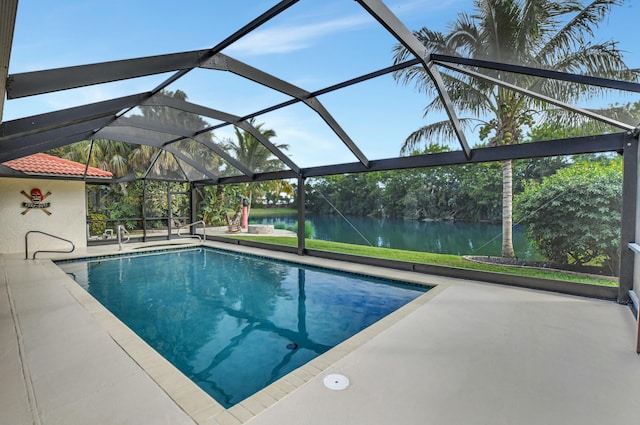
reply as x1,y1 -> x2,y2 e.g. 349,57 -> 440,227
2,241 -> 639,425
203,225 -> 296,237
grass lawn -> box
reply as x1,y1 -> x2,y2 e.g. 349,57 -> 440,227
248,208 -> 297,218
222,235 -> 617,287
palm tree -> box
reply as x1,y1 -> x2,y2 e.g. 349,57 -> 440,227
133,89 -> 222,179
62,139 -> 133,178
223,118 -> 289,173
264,178 -> 295,206
393,0 -> 638,257
222,118 -> 290,208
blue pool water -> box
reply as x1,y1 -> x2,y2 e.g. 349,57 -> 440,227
57,248 -> 428,408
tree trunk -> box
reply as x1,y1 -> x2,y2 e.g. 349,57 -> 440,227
502,159 -> 515,258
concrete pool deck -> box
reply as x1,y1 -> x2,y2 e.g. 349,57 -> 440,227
2,240 -> 639,424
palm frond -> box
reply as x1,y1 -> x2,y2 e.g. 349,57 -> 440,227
392,27 -> 449,89
394,0 -> 635,160
400,118 -> 479,156
548,42 -> 638,79
221,119 -> 287,173
515,0 -> 560,55
437,68 -> 497,116
537,108 -> 619,135
594,103 -> 640,126
476,0 -> 522,62
535,0 -> 620,64
534,43 -> 640,101
446,12 -> 482,57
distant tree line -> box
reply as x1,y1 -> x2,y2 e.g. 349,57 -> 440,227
304,147 -> 623,271
305,143 -> 567,223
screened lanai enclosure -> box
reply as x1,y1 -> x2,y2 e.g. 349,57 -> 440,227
1,0 -> 639,303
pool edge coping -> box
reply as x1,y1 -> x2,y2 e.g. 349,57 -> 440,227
55,241 -> 449,425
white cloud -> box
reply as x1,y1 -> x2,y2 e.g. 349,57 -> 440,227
224,0 -> 471,57
225,15 -> 371,56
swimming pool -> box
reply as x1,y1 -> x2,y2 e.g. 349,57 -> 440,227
57,247 -> 429,408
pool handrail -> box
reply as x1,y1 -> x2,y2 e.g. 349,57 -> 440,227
177,221 -> 206,241
25,230 -> 75,259
117,225 -> 130,251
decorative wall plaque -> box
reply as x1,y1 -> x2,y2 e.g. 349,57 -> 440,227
21,188 -> 52,215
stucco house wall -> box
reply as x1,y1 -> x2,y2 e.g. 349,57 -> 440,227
0,177 -> 87,255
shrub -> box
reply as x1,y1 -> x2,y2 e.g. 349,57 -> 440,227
303,220 -> 316,238
286,220 -> 316,238
88,213 -> 107,236
514,160 -> 622,274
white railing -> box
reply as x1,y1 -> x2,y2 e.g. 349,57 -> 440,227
117,225 -> 130,251
177,221 -> 206,241
25,231 -> 75,259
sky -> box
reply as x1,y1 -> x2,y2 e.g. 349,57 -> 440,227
5,0 -> 640,169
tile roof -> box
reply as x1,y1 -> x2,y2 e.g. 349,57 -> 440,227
2,153 -> 113,178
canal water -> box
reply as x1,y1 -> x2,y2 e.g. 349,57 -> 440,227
250,213 -> 539,260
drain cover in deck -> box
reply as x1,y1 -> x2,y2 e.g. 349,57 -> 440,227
323,374 -> 350,390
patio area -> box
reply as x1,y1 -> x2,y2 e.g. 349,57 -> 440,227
2,241 -> 638,425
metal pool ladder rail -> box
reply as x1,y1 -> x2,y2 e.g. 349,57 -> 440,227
25,231 -> 75,259
117,225 -> 130,251
177,220 -> 206,241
